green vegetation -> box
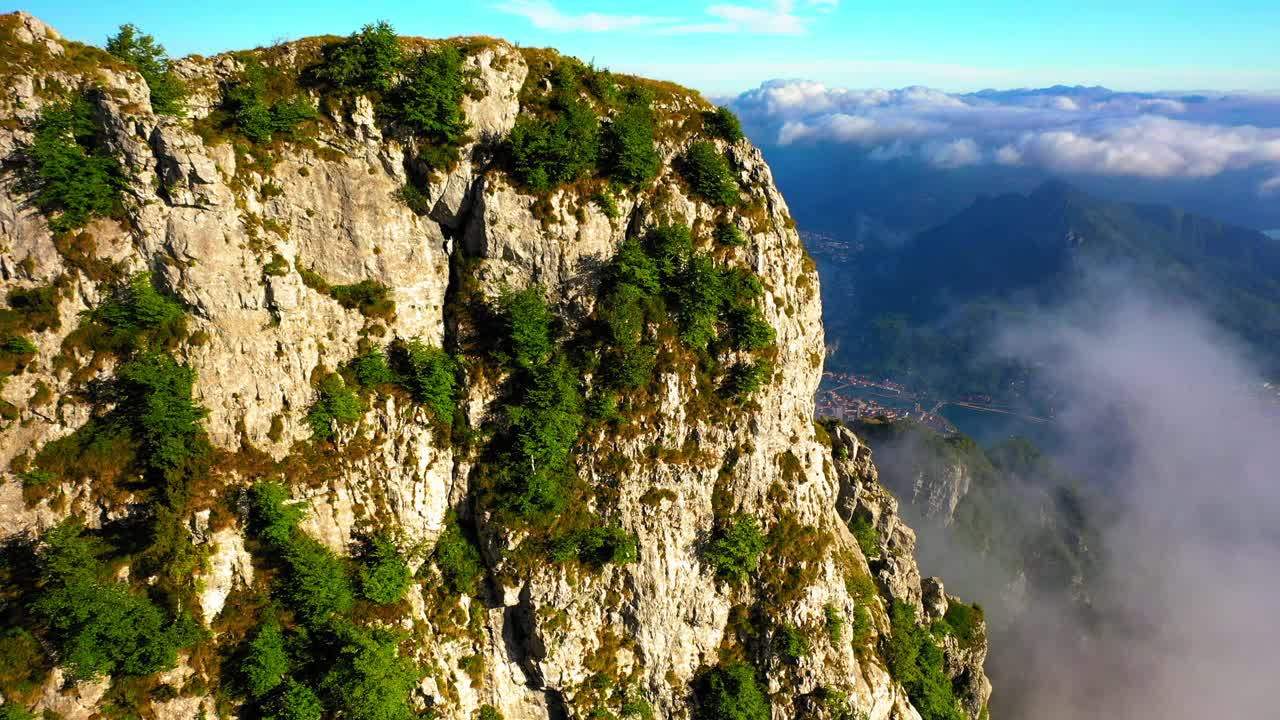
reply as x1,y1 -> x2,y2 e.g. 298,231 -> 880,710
482,288 -> 584,519
0,704 -> 35,720
850,514 -> 880,560
696,663 -> 768,720
704,107 -> 744,143
350,346 -> 396,387
592,225 -> 775,401
431,515 -> 485,596
310,22 -> 470,169
504,57 -> 669,192
297,268 -> 395,320
272,680 -> 324,720
507,99 -> 600,191
680,141 -> 738,206
105,24 -> 185,115
31,523 -> 183,680
222,58 -> 317,144
389,46 -> 470,168
884,601 -> 965,720
89,272 -> 186,352
704,515 -> 765,583
853,419 -> 1104,598
773,624 -> 810,663
249,482 -> 355,623
593,190 -> 620,218
6,284 -> 61,334
307,372 -> 365,442
934,599 -> 985,649
330,280 -> 394,319
249,481 -> 306,546
241,621 -> 290,698
844,574 -> 876,648
389,339 -> 458,428
282,533 -> 357,623
322,625 -> 420,720
357,534 -> 411,605
824,603 -> 845,644
714,220 -> 746,247
602,91 -> 661,186
311,21 -> 402,94
17,97 -> 122,233
722,360 -> 773,400
108,350 -> 210,489
550,524 -> 639,568
241,484 -> 421,720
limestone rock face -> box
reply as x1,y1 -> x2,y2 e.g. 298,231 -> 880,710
0,14 -> 990,720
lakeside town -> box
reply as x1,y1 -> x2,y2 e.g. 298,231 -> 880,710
815,371 -> 959,433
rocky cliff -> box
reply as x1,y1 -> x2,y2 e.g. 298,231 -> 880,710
0,13 -> 989,720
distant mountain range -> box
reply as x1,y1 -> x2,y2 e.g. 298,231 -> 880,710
810,181 -> 1280,396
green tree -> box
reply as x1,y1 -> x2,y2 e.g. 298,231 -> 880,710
674,253 -> 725,350
268,680 -> 324,720
105,24 -> 185,115
389,339 -> 458,428
389,46 -> 470,167
350,347 -> 396,388
504,358 -> 583,515
313,21 -> 403,93
357,534 -> 411,605
283,535 -> 355,624
224,60 -> 317,144
432,515 -> 485,596
643,225 -> 694,282
549,524 -> 639,568
704,515 -> 765,583
18,97 -> 122,233
723,359 -> 773,400
602,96 -> 660,186
608,239 -> 662,296
884,602 -> 965,720
322,627 -> 420,720
507,100 -> 600,191
249,481 -> 307,546
110,351 -> 209,477
32,523 -> 181,680
242,621 -> 290,698
308,373 -> 365,441
714,220 -> 746,247
774,624 -> 810,663
697,663 -> 768,720
681,141 -> 738,206
330,280 -> 393,319
0,703 -> 36,720
704,106 -> 744,142
502,289 -> 555,370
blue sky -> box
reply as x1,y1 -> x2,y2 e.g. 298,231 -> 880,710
14,0 -> 1280,95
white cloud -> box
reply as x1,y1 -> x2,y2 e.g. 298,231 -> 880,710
1261,175 -> 1280,196
494,0 -> 670,31
927,138 -> 983,168
498,0 -> 836,36
732,79 -> 1280,187
703,1 -> 807,35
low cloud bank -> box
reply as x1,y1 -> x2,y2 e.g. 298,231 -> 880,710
912,277 -> 1280,718
731,81 -> 1280,194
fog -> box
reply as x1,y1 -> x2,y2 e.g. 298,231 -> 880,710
903,279 -> 1280,719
